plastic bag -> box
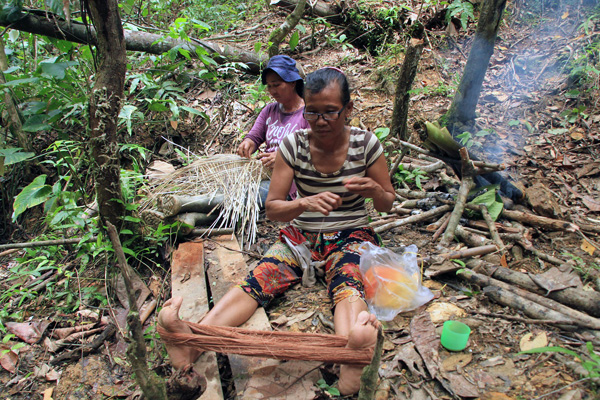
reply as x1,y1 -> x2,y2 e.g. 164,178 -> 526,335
359,242 -> 434,321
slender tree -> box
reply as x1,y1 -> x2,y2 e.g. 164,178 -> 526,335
86,0 -> 126,228
440,0 -> 508,134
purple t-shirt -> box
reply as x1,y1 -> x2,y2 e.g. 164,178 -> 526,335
245,102 -> 309,199
245,102 -> 310,153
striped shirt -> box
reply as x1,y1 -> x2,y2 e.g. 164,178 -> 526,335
279,127 -> 384,232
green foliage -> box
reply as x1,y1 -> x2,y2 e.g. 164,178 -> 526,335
466,185 -> 504,221
456,129 -> 495,149
444,0 -> 475,30
562,252 -> 600,283
374,127 -> 390,141
520,342 -> 600,379
394,165 -> 429,190
317,379 -> 340,397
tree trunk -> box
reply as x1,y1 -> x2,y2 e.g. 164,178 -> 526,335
390,38 -> 424,140
268,0 -> 306,57
87,0 -> 126,228
0,10 -> 268,73
440,0 -> 508,132
0,37 -> 29,153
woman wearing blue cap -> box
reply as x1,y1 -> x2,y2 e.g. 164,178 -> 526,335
237,55 -> 309,200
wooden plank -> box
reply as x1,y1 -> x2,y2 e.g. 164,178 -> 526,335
205,235 -> 320,399
171,242 -> 224,400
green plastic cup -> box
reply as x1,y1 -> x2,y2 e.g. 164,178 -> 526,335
440,320 -> 471,351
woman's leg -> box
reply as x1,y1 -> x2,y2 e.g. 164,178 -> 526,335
323,228 -> 381,395
334,297 -> 380,395
159,240 -> 302,369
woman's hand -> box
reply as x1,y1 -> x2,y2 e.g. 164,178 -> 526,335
237,139 -> 256,158
343,176 -> 384,200
257,151 -> 277,170
299,192 -> 342,216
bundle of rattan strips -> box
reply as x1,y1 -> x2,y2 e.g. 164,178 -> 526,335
158,322 -> 374,366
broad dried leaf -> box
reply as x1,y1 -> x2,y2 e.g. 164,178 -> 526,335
392,342 -> 426,378
581,239 -> 596,256
0,347 -> 18,373
442,371 -> 480,398
43,388 -> 54,400
426,302 -> 467,324
530,266 -> 582,293
442,353 -> 472,372
6,320 -> 50,344
410,310 -> 440,380
519,332 -> 548,352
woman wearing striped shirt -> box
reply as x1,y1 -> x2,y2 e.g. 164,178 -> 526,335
158,67 -> 395,395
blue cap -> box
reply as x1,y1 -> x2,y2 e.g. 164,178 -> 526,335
261,55 -> 304,97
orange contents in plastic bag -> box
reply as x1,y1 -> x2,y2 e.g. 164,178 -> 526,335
363,265 -> 418,309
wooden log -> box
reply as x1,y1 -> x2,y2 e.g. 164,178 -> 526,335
475,263 -> 600,318
373,204 -> 452,233
174,212 -> 219,236
273,0 -> 343,22
440,148 -> 475,247
158,194 -> 224,218
480,205 -> 507,255
501,209 -> 579,232
458,270 -> 600,330
455,225 -> 491,247
483,285 -> 580,327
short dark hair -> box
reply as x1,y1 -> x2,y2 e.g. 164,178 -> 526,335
304,68 -> 350,106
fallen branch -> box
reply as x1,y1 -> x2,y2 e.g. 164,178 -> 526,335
483,286 -> 579,327
474,262 -> 600,318
458,270 -> 600,330
373,204 -> 452,233
0,237 -> 95,251
472,311 -> 569,325
501,209 -> 579,232
158,194 -> 224,217
440,148 -> 475,247
421,244 -> 499,265
455,225 -> 491,247
50,324 -> 116,365
481,205 -> 507,255
268,0 -> 306,56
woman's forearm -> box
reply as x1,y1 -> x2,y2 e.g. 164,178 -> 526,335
265,198 -> 307,222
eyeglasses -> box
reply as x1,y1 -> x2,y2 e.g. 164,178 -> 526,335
303,105 -> 345,121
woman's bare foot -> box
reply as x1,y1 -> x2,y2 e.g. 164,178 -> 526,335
338,311 -> 380,395
158,296 -> 201,369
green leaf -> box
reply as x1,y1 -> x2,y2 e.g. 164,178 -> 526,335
469,187 -> 503,221
22,114 -> 51,132
180,106 -> 210,122
0,77 -> 40,87
0,148 -> 34,166
289,30 -> 299,51
326,387 -> 340,396
40,61 -> 71,79
519,346 -> 580,358
12,175 -> 52,221
119,105 -> 139,136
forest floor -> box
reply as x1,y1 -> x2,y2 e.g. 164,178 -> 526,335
1,1 -> 600,399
